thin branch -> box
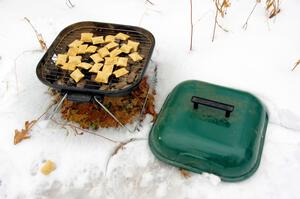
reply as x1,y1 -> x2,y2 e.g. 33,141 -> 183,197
190,0 -> 194,51
105,138 -> 147,175
292,60 -> 300,71
216,20 -> 228,32
24,17 -> 47,51
212,8 -> 219,42
146,0 -> 154,5
66,0 -> 75,8
242,2 -> 259,30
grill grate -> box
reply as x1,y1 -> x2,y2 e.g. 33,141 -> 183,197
36,22 -> 155,97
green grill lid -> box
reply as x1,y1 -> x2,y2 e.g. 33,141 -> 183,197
149,80 -> 268,182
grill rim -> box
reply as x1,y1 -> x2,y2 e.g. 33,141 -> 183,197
36,21 -> 155,97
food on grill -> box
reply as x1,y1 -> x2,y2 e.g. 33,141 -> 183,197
95,71 -> 110,83
53,31 -> 145,89
115,32 -> 130,40
55,54 -> 68,66
67,47 -> 78,56
113,68 -> 129,78
77,62 -> 92,70
85,45 -> 97,53
104,35 -> 115,43
102,64 -> 114,74
68,39 -> 83,48
129,52 -> 143,61
61,63 -> 76,71
80,33 -> 93,43
98,47 -> 110,58
127,40 -> 140,52
105,41 -> 118,50
110,48 -> 122,57
120,44 -> 132,53
68,56 -> 82,65
90,53 -> 103,63
92,36 -> 104,45
70,69 -> 84,83
116,57 -> 128,67
89,63 -> 103,73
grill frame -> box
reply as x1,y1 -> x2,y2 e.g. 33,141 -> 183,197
36,21 -> 155,98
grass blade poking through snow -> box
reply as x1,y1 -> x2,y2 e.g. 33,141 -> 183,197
212,0 -> 230,42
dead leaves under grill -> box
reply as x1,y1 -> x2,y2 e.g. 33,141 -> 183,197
60,78 -> 156,129
14,120 -> 36,145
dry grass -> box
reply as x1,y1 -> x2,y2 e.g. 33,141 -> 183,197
212,0 -> 230,42
266,0 -> 280,18
24,17 -> 47,51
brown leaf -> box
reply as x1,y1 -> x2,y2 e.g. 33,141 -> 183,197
179,168 -> 191,179
41,160 -> 56,175
14,120 -> 36,145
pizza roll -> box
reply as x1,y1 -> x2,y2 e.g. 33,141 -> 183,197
129,52 -> 143,62
97,47 -> 110,58
104,35 -> 115,43
110,48 -> 122,57
115,33 -> 130,40
68,56 -> 82,65
113,68 -> 129,78
105,57 -> 118,65
56,54 -> 68,66
80,33 -> 93,43
70,69 -> 85,83
120,44 -> 132,54
102,64 -> 114,74
116,57 -> 128,67
89,63 -> 103,73
86,45 -> 97,53
92,36 -> 104,45
68,39 -> 83,48
90,53 -> 104,63
105,42 -> 119,50
95,71 -> 110,84
78,45 -> 88,54
77,62 -> 92,70
67,47 -> 78,56
127,40 -> 140,52
61,63 -> 77,71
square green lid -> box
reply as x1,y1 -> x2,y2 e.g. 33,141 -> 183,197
149,80 -> 269,182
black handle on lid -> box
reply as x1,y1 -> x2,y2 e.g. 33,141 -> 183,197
191,96 -> 234,118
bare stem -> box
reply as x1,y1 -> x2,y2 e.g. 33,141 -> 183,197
190,0 -> 194,51
212,8 -> 219,42
242,2 -> 258,30
146,0 -> 154,5
66,0 -> 75,8
292,60 -> 300,71
24,17 -> 47,50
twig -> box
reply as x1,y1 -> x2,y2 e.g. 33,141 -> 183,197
50,119 -> 119,143
146,0 -> 154,5
105,138 -> 147,175
242,1 -> 259,30
24,17 -> 47,51
66,0 -> 75,8
190,0 -> 194,51
212,8 -> 218,42
292,60 -> 300,71
211,0 -> 230,42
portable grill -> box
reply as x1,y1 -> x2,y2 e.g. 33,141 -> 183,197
36,21 -> 156,131
36,21 -> 155,102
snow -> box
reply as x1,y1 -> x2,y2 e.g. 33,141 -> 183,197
0,0 -> 300,198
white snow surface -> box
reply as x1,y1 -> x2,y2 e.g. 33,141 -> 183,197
0,0 -> 300,198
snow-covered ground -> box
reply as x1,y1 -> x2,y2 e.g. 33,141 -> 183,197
0,0 -> 300,198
